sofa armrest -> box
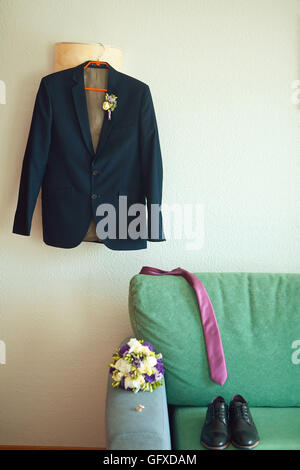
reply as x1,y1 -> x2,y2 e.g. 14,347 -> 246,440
105,338 -> 171,450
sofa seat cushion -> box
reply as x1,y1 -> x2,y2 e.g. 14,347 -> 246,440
173,406 -> 300,450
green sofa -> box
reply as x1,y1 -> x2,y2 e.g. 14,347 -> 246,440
106,273 -> 300,450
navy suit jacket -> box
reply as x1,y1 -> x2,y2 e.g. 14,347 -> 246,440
13,61 -> 165,250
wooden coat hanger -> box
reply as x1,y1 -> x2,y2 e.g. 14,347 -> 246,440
84,60 -> 109,92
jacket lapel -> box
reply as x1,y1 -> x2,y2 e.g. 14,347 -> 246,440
72,64 -> 95,157
72,61 -> 119,159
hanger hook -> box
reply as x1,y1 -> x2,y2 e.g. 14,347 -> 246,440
96,42 -> 105,64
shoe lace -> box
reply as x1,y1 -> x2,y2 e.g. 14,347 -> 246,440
233,402 -> 251,424
212,404 -> 227,423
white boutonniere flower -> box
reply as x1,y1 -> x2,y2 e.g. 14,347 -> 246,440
102,93 -> 118,120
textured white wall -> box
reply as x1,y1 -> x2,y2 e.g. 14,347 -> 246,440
0,0 -> 300,447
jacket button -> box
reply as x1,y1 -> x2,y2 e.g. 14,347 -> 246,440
92,170 -> 99,176
91,194 -> 97,199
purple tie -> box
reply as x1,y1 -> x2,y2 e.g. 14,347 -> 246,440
139,266 -> 228,386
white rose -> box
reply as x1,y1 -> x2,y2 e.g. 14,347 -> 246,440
133,343 -> 145,354
114,358 -> 131,375
144,356 -> 157,368
140,345 -> 151,355
102,101 -> 110,111
113,371 -> 124,382
124,377 -> 141,392
137,375 -> 145,385
138,356 -> 157,375
137,362 -> 147,374
128,338 -> 141,353
127,338 -> 153,357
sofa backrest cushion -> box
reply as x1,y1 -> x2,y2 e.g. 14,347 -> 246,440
129,273 -> 300,407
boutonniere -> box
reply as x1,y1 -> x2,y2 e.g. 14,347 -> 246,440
102,93 -> 118,120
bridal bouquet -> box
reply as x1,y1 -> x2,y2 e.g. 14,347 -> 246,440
108,338 -> 165,393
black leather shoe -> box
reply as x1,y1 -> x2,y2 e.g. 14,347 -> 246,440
229,395 -> 260,449
201,396 -> 230,450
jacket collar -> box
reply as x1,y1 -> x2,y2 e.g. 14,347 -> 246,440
71,61 -> 119,158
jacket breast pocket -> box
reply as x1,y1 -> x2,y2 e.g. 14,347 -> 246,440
111,122 -> 138,140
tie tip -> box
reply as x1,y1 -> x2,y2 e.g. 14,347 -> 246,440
212,375 -> 228,386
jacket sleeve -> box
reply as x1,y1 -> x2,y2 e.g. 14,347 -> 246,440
13,77 -> 52,236
139,85 -> 165,242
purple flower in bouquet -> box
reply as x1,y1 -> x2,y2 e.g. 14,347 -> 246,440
120,377 -> 125,389
132,358 -> 142,368
119,344 -> 130,357
155,359 -> 165,375
145,374 -> 156,383
142,341 -> 154,352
